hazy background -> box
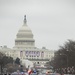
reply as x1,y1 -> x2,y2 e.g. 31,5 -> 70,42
0,0 -> 75,50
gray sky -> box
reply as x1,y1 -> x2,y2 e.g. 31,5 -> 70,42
0,0 -> 75,50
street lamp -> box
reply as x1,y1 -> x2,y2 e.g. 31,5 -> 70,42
60,53 -> 68,68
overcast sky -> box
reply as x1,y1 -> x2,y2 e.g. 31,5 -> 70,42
0,0 -> 75,50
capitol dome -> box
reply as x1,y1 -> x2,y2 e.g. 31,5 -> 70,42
14,15 -> 35,49
19,24 -> 31,31
18,15 -> 33,35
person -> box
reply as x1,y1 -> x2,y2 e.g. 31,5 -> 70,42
33,70 -> 37,73
21,72 -> 24,75
28,69 -> 33,75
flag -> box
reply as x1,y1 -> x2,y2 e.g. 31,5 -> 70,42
36,51 -> 40,57
41,51 -> 44,57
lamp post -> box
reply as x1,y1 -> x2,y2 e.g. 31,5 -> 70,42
60,54 -> 68,68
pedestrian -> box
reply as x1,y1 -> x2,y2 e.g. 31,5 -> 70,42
28,69 -> 33,75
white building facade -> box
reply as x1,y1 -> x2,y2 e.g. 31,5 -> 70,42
0,15 -> 54,67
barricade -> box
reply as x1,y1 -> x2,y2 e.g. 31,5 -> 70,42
0,74 -> 11,75
64,74 -> 75,75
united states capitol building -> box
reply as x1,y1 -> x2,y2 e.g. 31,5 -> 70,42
0,15 -> 54,67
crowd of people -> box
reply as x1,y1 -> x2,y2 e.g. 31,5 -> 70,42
27,68 -> 38,75
11,68 -> 39,75
55,66 -> 75,75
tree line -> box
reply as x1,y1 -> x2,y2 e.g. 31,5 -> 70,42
47,39 -> 75,69
0,53 -> 21,73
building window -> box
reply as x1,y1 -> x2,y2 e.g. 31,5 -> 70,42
37,62 -> 39,64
